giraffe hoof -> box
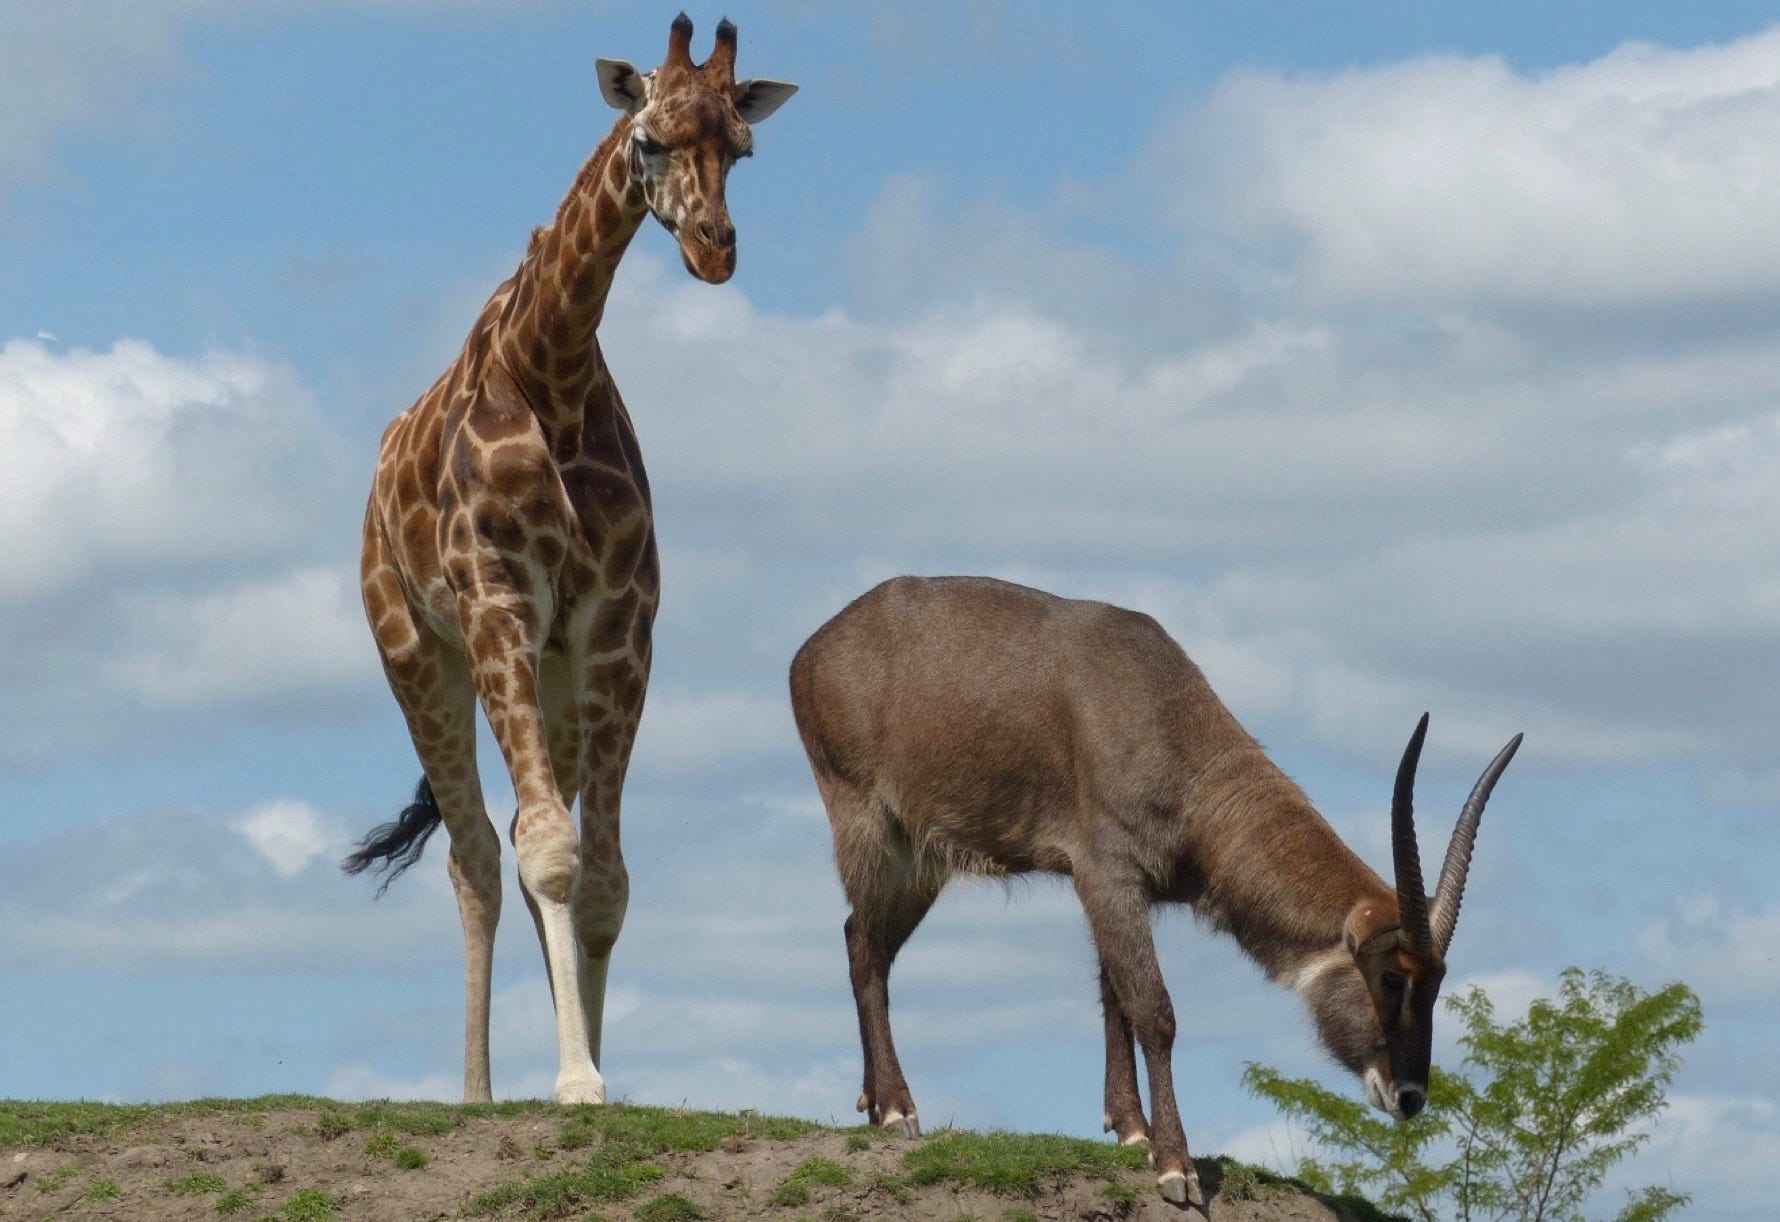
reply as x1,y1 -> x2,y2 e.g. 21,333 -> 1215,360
879,1109 -> 920,1139
553,1074 -> 607,1106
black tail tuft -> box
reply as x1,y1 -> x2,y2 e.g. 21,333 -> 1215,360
342,776 -> 443,898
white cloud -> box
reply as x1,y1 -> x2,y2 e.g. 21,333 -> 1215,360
0,338 -> 341,600
323,1065 -> 462,1102
1637,897 -> 1780,1011
0,338 -> 371,759
0,805 -> 459,973
1182,26 -> 1780,305
234,800 -> 339,878
116,566 -> 370,707
1625,1092 -> 1780,1219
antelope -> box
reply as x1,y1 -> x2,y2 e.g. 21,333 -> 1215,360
788,576 -> 1521,1206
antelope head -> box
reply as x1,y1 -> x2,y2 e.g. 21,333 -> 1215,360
1313,714 -> 1521,1120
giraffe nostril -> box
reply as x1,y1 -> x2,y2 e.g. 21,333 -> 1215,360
694,219 -> 736,250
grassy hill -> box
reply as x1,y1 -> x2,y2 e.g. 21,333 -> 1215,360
0,1096 -> 1398,1221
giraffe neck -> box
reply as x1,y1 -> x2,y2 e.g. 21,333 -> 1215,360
495,115 -> 648,414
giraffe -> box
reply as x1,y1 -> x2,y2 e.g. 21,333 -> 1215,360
344,14 -> 797,1105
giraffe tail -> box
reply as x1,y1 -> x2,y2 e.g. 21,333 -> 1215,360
342,775 -> 443,898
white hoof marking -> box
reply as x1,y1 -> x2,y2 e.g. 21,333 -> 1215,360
554,1074 -> 607,1106
1119,1131 -> 1151,1149
879,1109 -> 920,1139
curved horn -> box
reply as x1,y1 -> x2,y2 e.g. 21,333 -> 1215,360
666,11 -> 694,67
708,17 -> 737,79
1430,732 -> 1523,954
1391,713 -> 1433,956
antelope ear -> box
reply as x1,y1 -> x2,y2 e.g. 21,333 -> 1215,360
733,78 -> 798,124
597,59 -> 648,113
1343,904 -> 1400,959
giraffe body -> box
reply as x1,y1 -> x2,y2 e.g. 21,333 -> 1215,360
350,15 -> 796,1103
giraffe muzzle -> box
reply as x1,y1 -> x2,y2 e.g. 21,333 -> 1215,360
677,223 -> 737,284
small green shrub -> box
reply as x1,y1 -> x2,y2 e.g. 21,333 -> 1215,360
634,1194 -> 708,1222
83,1175 -> 121,1202
166,1169 -> 229,1195
36,1163 -> 78,1193
279,1187 -> 338,1221
772,1155 -> 854,1205
214,1186 -> 254,1215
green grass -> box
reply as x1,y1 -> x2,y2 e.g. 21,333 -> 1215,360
35,1162 -> 78,1193
166,1168 -> 229,1195
278,1187 -> 338,1221
465,1153 -> 667,1218
554,1101 -> 820,1156
634,1193 -> 708,1222
900,1130 -> 1149,1199
770,1155 -> 853,1206
214,1186 -> 255,1215
83,1175 -> 121,1202
467,1100 -> 826,1219
1099,1179 -> 1141,1204
361,1127 -> 427,1167
0,1096 -> 1401,1219
0,1094 -> 555,1150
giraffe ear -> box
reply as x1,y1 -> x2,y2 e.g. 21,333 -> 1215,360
733,78 -> 798,125
597,58 -> 648,113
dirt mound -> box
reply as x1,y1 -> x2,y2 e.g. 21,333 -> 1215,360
0,1097 -> 1392,1221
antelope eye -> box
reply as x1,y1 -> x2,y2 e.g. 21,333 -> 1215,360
1382,970 -> 1407,992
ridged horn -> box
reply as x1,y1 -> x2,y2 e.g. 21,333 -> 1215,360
666,12 -> 694,67
1430,732 -> 1523,954
1391,713 -> 1433,956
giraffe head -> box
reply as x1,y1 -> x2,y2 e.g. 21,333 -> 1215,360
595,14 -> 797,285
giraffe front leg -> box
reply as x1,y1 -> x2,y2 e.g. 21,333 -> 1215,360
568,637 -> 647,1073
465,599 -> 604,1106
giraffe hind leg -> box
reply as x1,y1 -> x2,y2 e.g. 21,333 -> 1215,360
357,549 -> 503,1101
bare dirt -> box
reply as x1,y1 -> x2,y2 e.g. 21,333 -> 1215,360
0,1101 -> 1374,1221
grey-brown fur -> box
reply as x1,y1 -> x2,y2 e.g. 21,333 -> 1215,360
789,575 -> 1520,1206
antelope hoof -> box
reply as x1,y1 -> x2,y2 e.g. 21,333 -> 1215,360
857,1092 -> 870,1114
553,1073 -> 607,1106
1103,1110 -> 1150,1147
879,1109 -> 920,1139
1157,1167 -> 1205,1208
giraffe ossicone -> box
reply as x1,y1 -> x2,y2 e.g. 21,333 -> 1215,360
345,14 -> 796,1105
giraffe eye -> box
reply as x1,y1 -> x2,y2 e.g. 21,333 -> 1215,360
635,135 -> 667,157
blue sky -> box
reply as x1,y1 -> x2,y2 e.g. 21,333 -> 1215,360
2,2 -> 1778,1217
